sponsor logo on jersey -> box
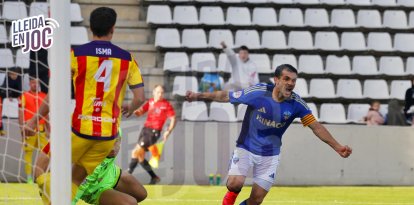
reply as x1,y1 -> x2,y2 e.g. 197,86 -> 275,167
256,114 -> 286,128
77,114 -> 116,123
258,107 -> 266,113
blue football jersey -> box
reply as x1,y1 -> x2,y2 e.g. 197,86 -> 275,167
229,83 -> 312,156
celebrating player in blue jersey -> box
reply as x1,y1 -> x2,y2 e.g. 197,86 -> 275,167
185,64 -> 352,205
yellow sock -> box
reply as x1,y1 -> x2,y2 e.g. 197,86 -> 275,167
23,146 -> 34,178
36,173 -> 51,205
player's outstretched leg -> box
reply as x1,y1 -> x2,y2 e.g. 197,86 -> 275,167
222,175 -> 245,205
239,182 -> 269,205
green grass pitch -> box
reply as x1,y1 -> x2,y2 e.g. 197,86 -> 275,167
1,184 -> 414,205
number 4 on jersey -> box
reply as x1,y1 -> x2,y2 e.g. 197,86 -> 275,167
94,60 -> 113,91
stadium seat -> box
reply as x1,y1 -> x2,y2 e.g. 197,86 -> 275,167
346,0 -> 371,5
294,0 -> 319,4
249,54 -> 271,74
315,31 -> 340,51
155,28 -> 181,48
319,103 -> 348,123
347,104 -> 370,123
0,24 -> 8,44
2,2 -> 27,20
226,7 -> 251,26
70,26 -> 88,45
182,29 -> 207,49
379,104 -> 388,117
307,103 -> 318,120
406,57 -> 414,74
209,29 -> 233,49
70,3 -> 83,22
163,52 -> 190,72
15,49 -> 30,69
379,56 -> 404,76
22,73 -> 30,91
309,79 -> 336,98
234,30 -> 261,49
304,9 -> 330,27
357,10 -> 382,28
352,56 -> 378,75
269,0 -> 293,3
320,0 -> 345,4
181,101 -> 209,121
219,0 -> 242,2
367,32 -> 393,51
272,54 -> 297,71
0,49 -> 14,68
410,12 -> 414,27
172,76 -> 198,96
325,55 -> 351,74
218,53 -> 232,73
383,10 -> 408,28
252,8 -> 277,26
279,8 -> 304,27
2,98 -> 19,118
390,80 -> 411,100
336,79 -> 363,99
209,102 -> 237,122
363,80 -> 390,99
372,0 -> 397,6
288,31 -> 313,50
147,5 -> 172,24
331,9 -> 356,28
398,0 -> 414,6
293,78 -> 309,98
173,6 -> 198,25
341,32 -> 366,51
245,0 -> 268,3
200,6 -> 224,25
394,33 -> 414,52
237,104 -> 247,121
170,0 -> 192,2
0,73 -> 5,87
261,30 -> 287,49
30,2 -> 49,17
298,55 -> 324,74
191,52 -> 217,72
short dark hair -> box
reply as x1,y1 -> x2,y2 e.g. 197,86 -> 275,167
274,64 -> 298,78
239,45 -> 249,52
90,7 -> 117,37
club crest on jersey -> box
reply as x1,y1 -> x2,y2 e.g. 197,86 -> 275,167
283,111 -> 292,120
232,91 -> 242,99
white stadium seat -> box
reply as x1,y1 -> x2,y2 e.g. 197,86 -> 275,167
294,0 -> 319,4
390,80 -> 411,100
209,102 -> 237,122
406,57 -> 414,74
173,6 -> 199,25
379,56 -> 404,76
410,12 -> 414,28
315,31 -> 340,50
279,8 -> 304,27
298,55 -> 324,74
357,10 -> 382,28
319,103 -> 348,123
235,30 -> 261,49
172,76 -> 198,96
155,28 -> 180,48
30,2 -> 49,17
363,80 -> 390,99
191,52 -> 217,72
3,98 -> 19,118
252,8 -> 277,26
163,52 -> 190,72
307,103 -> 318,120
16,49 -> 30,69
200,6 -> 224,25
245,0 -> 268,3
70,3 -> 84,22
269,0 -> 293,3
0,25 -> 8,44
352,56 -> 378,75
320,0 -> 345,4
70,26 -> 88,45
147,5 -> 172,24
218,53 -> 232,73
346,0 -> 371,5
2,2 -> 27,20
304,9 -> 330,27
336,79 -> 363,99
261,30 -> 287,49
309,79 -> 336,98
182,101 -> 209,121
0,49 -> 14,68
293,78 -> 309,98
394,33 -> 414,52
272,54 -> 297,71
209,29 -> 233,49
398,0 -> 414,6
341,32 -> 366,51
325,55 -> 351,75
226,7 -> 251,26
347,104 -> 370,123
288,31 -> 313,50
249,54 -> 271,74
383,10 -> 408,29
331,9 -> 356,28
0,73 -> 5,88
182,29 -> 207,48
367,32 -> 393,51
237,104 -> 248,121
372,0 -> 397,6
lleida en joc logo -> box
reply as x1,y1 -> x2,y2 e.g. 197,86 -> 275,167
11,15 -> 59,53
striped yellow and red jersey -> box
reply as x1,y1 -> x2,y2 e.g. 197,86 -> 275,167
71,41 -> 144,140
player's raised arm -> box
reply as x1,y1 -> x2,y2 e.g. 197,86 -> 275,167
185,90 -> 229,103
308,121 -> 352,158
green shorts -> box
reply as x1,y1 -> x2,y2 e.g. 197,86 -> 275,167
72,157 -> 121,205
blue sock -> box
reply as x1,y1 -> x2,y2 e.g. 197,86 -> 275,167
239,199 -> 247,205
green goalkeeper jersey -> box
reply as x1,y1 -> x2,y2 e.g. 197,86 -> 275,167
72,157 -> 121,205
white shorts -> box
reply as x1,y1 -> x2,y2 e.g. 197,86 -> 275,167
228,147 -> 280,185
